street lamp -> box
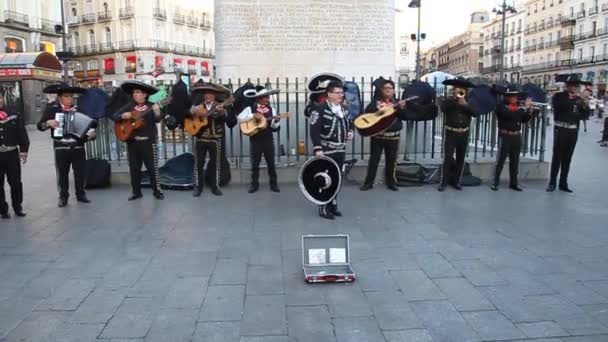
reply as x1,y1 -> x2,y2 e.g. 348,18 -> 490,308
408,0 -> 424,80
493,0 -> 517,81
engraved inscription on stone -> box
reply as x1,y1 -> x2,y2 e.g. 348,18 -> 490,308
215,0 -> 394,53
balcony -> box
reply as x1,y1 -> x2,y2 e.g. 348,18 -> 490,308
153,8 -> 166,20
509,46 -> 515,52
118,40 -> 136,50
603,3 -> 608,12
537,42 -> 545,50
516,44 -> 521,51
559,36 -> 575,50
119,7 -> 134,19
577,10 -> 586,18
187,16 -> 198,27
539,23 -> 545,31
81,13 -> 96,24
83,44 -> 98,54
200,20 -> 211,30
98,42 -> 114,52
68,16 -> 80,26
174,12 -> 185,25
3,10 -> 29,27
40,18 -> 61,34
98,10 -> 112,22
589,7 -> 599,15
561,16 -> 576,26
150,39 -> 170,52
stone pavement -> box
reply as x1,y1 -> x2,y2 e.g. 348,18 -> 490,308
1,120 -> 607,342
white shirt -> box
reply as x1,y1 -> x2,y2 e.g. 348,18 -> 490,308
237,106 -> 280,130
329,102 -> 345,118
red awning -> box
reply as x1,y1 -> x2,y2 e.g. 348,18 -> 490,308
126,55 -> 136,62
188,60 -> 196,65
173,58 -> 182,64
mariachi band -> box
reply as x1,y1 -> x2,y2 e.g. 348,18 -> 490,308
0,73 -> 590,220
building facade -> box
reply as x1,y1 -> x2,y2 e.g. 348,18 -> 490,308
562,0 -> 608,95
521,0 -> 567,87
0,0 -> 65,124
65,0 -> 214,87
397,35 -> 416,84
481,10 -> 525,82
446,11 -> 489,77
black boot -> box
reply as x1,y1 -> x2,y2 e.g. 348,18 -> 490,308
58,197 -> 68,208
387,184 -> 399,191
153,191 -> 165,200
438,184 -> 446,192
360,183 -> 373,191
128,193 -> 143,201
509,185 -> 523,192
546,183 -> 556,192
270,183 -> 280,193
76,195 -> 91,203
14,207 -> 26,217
193,187 -> 202,197
319,206 -> 335,220
451,184 -> 463,191
248,183 -> 259,194
211,187 -> 223,196
1,212 -> 10,219
491,184 -> 499,191
559,186 -> 573,193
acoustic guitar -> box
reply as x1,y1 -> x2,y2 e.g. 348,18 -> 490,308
114,96 -> 172,142
240,112 -> 290,137
354,96 -> 418,137
183,97 -> 235,136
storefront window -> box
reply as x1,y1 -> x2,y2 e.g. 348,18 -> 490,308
39,42 -> 56,54
0,81 -> 24,115
5,38 -> 24,53
125,55 -> 137,73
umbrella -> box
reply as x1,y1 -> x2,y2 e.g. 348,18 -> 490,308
149,87 -> 168,103
420,71 -> 454,86
520,83 -> 547,103
78,87 -> 107,119
467,85 -> 497,115
402,80 -> 436,105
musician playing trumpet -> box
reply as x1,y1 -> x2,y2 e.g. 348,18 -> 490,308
438,78 -> 478,192
491,84 -> 536,192
37,83 -> 96,208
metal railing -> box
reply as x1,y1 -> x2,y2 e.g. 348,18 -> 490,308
40,18 -> 61,34
98,10 -> 112,22
3,10 -> 29,26
589,7 -> 599,15
603,2 -> 608,12
68,40 -> 215,58
84,77 -> 549,168
119,7 -> 134,19
174,13 -> 185,25
153,8 -> 166,20
81,13 -> 96,24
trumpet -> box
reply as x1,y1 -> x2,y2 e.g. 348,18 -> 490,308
455,88 -> 466,99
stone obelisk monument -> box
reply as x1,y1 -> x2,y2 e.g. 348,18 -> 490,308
214,0 -> 396,80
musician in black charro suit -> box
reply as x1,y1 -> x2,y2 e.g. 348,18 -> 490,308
547,74 -> 590,193
189,80 -> 235,197
111,81 -> 165,201
360,78 -> 438,191
37,83 -> 96,208
309,80 -> 353,220
438,78 -> 478,192
0,95 -> 29,218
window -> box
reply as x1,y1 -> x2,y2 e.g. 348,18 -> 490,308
86,59 -> 99,70
578,48 -> 583,60
603,43 -> 608,57
518,19 -> 522,30
570,6 -> 574,17
89,29 -> 96,46
39,41 -> 55,53
505,40 -> 509,50
5,37 -> 24,53
592,21 -> 597,34
73,32 -> 80,48
557,30 -> 562,41
549,33 -> 553,45
85,0 -> 94,14
105,27 -> 111,43
555,52 -> 559,62
591,46 -> 596,59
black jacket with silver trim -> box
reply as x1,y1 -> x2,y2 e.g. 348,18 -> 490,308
309,102 -> 352,153
552,91 -> 590,126
0,110 -> 29,153
38,103 -> 95,147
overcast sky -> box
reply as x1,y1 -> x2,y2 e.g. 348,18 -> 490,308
395,0 -> 521,48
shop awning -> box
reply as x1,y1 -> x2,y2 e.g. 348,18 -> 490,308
0,52 -> 62,80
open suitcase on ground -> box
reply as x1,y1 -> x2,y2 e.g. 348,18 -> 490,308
302,234 -> 356,283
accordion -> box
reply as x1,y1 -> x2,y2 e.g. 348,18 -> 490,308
52,111 -> 96,140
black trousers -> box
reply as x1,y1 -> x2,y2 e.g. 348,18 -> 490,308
363,137 -> 399,187
54,146 -> 86,199
549,127 -> 578,187
603,118 -> 608,141
440,130 -> 469,186
250,136 -> 277,186
194,139 -> 221,190
494,134 -> 522,186
319,151 -> 345,215
127,140 -> 161,196
0,150 -> 23,214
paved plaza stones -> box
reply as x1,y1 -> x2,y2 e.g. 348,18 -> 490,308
0,122 -> 607,341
